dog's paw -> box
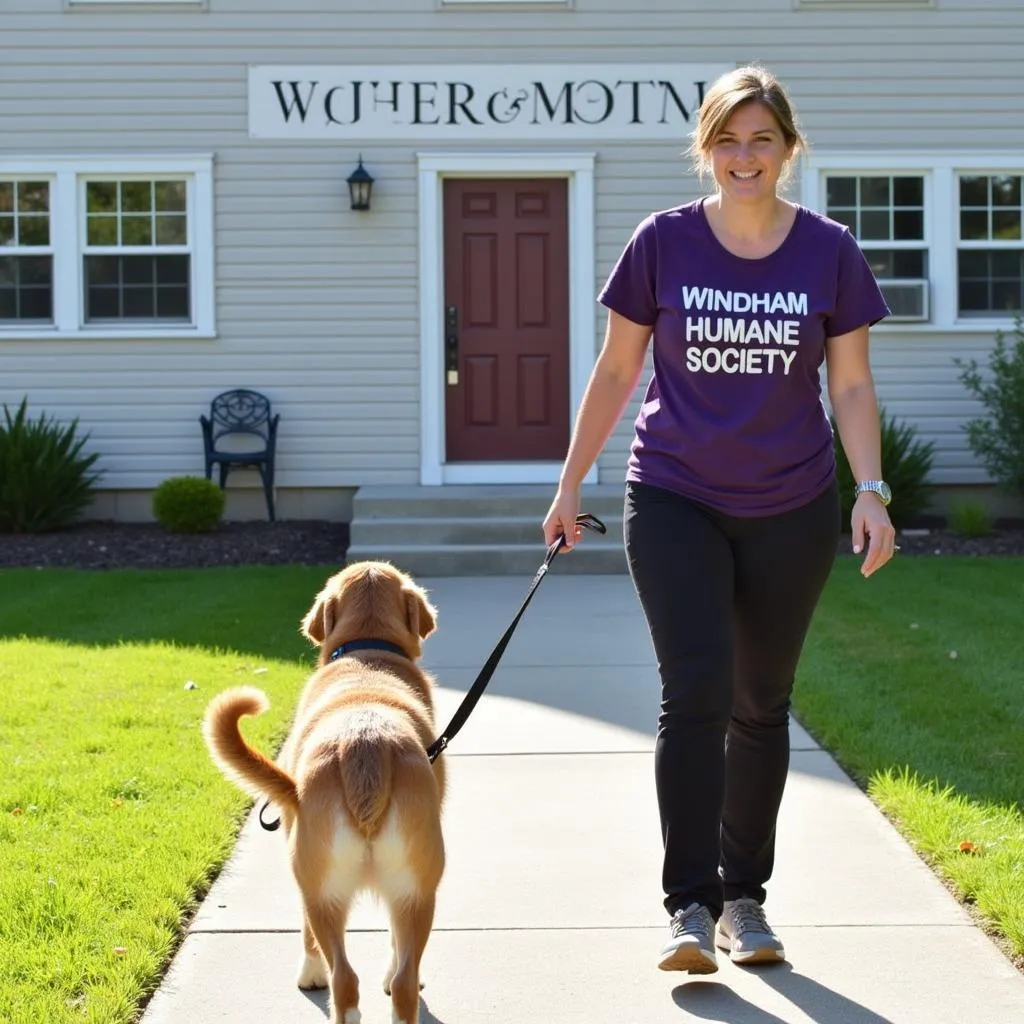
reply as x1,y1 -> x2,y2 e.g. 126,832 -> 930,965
296,953 -> 328,990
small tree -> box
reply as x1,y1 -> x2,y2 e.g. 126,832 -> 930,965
955,317 -> 1024,500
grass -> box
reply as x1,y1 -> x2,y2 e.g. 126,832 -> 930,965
0,557 -> 1021,1021
0,567 -> 329,1024
795,555 -> 1024,963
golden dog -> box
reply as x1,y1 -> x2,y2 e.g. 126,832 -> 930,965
203,561 -> 446,1024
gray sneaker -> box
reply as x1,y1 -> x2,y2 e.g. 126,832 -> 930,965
716,897 -> 786,964
658,903 -> 718,974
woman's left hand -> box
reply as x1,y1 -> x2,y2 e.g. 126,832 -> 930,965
851,493 -> 897,577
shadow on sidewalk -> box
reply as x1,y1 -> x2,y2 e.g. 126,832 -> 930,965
301,987 -> 448,1023
672,963 -> 895,1023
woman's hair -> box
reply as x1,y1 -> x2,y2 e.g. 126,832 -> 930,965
688,65 -> 808,183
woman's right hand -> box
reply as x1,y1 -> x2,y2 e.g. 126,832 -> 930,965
542,485 -> 582,551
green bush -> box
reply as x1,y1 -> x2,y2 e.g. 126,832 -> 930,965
833,407 -> 936,529
0,396 -> 103,533
153,476 -> 225,534
948,499 -> 992,537
954,316 -> 1024,500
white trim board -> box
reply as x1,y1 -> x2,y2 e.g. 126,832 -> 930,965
416,151 -> 597,486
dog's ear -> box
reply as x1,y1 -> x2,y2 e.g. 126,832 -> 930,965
300,595 -> 336,645
403,585 -> 437,640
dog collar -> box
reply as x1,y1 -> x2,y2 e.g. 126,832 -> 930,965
328,639 -> 407,662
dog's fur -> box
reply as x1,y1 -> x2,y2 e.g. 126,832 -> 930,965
203,561 -> 446,1024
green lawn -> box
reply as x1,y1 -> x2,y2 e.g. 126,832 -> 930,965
796,555 -> 1024,965
0,558 -> 1021,1022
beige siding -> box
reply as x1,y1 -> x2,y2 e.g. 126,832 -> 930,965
1,0 -> 1021,492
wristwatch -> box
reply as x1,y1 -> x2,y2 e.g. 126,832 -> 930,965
854,480 -> 892,506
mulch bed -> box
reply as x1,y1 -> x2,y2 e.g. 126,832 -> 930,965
1,519 -> 1023,570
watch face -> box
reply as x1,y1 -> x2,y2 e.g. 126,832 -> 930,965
879,482 -> 892,504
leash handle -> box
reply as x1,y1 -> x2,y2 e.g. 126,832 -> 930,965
426,512 -> 606,763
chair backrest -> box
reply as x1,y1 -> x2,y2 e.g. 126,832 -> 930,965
209,389 -> 272,441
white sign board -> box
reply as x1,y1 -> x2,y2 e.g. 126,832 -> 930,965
248,65 -> 731,140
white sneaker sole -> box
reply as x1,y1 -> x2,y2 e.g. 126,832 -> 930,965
715,930 -> 786,964
658,941 -> 719,974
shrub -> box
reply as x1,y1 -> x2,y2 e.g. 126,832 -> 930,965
0,396 -> 103,533
948,499 -> 992,538
833,407 -> 936,529
954,316 -> 1024,500
153,476 -> 225,534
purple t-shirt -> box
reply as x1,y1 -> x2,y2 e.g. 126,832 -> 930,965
598,199 -> 890,515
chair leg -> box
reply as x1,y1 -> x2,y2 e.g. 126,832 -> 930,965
218,463 -> 229,489
260,464 -> 275,522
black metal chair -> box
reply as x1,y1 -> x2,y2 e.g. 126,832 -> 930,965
200,389 -> 280,521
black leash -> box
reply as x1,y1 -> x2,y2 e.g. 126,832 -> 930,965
258,512 -> 606,831
426,512 -> 606,763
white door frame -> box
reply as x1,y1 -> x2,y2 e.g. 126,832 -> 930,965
417,151 -> 598,486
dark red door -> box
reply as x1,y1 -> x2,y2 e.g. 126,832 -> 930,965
443,178 -> 570,462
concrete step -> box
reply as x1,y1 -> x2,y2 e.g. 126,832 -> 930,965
345,541 -> 628,577
352,484 -> 625,519
350,514 -> 623,547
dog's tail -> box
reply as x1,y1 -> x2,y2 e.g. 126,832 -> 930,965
202,686 -> 299,816
339,724 -> 395,839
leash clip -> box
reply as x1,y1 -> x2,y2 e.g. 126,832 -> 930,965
258,799 -> 281,832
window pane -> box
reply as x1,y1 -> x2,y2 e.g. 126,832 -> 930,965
87,287 -> 120,320
123,287 -> 155,318
828,208 -> 856,232
121,181 -> 152,213
18,182 -> 49,213
155,215 -> 187,245
893,176 -> 924,206
0,216 -> 13,247
19,215 -> 50,247
86,255 -> 120,286
121,216 -> 152,245
865,251 -> 895,277
960,210 -> 988,240
155,181 -> 187,212
826,176 -> 856,206
156,286 -> 190,318
991,279 -> 1023,312
860,210 -> 890,240
859,177 -> 890,207
87,182 -> 117,214
993,210 -> 1022,241
958,280 -> 989,313
0,255 -> 53,320
958,249 -> 987,276
0,289 -> 14,318
992,250 -> 1023,277
0,257 -> 12,285
123,256 -> 155,285
87,215 -> 118,246
992,175 -> 1021,207
960,175 -> 987,207
20,287 -> 52,320
893,249 -> 927,277
21,256 -> 52,286
0,183 -> 12,214
158,254 -> 190,285
893,210 -> 924,240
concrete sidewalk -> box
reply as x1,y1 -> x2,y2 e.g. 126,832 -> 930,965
142,574 -> 1024,1024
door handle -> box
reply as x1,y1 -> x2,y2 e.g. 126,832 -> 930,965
445,305 -> 459,386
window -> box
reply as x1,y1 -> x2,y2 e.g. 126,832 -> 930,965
805,154 -> 1024,331
0,156 -> 214,339
957,174 -> 1023,318
0,181 -> 54,322
825,174 -> 929,321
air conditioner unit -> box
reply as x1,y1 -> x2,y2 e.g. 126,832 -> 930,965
877,279 -> 929,322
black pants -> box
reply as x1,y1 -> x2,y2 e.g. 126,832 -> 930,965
623,479 -> 840,920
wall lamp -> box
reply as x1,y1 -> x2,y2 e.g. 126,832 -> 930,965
346,155 -> 375,211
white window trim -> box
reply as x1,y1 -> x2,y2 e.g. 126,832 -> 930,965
803,151 -> 1023,334
416,151 -> 596,487
0,154 -> 215,340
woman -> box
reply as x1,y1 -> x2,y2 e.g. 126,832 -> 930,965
542,65 -> 895,975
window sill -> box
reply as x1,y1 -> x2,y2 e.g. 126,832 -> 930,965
0,326 -> 217,341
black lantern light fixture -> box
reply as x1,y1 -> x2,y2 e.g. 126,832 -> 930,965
346,155 -> 374,211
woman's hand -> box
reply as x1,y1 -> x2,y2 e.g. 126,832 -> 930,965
543,486 -> 582,551
851,493 -> 897,577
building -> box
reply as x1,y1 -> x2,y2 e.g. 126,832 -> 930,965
2,0 -> 1022,551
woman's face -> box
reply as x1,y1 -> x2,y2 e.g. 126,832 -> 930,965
707,101 -> 794,203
